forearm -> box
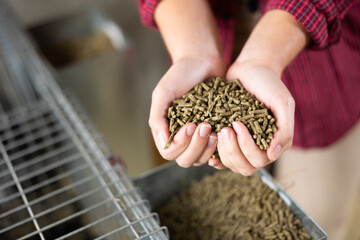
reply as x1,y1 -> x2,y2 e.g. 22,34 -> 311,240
236,10 -> 310,75
154,0 -> 223,63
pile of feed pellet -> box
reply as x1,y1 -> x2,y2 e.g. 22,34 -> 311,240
167,77 -> 277,151
158,171 -> 311,240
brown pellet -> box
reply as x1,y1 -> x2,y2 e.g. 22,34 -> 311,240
261,138 -> 269,149
254,120 -> 263,134
167,77 -> 277,151
256,134 -> 261,146
262,117 -> 268,131
158,171 -> 311,240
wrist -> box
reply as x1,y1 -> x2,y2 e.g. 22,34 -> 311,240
155,0 -> 224,67
234,57 -> 283,77
230,58 -> 282,83
173,54 -> 227,75
234,10 -> 310,76
171,48 -> 224,65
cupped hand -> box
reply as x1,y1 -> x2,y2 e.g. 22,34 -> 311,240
214,61 -> 295,175
149,56 -> 227,168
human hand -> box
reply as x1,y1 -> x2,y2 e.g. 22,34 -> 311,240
149,56 -> 227,168
213,61 -> 295,175
209,10 -> 308,175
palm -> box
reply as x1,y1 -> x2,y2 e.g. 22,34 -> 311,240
149,57 -> 227,167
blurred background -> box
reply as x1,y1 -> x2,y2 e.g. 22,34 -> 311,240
6,0 -> 169,177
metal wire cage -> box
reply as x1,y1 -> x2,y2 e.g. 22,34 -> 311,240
0,1 -> 168,239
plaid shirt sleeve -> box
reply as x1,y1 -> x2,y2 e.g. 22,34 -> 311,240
265,0 -> 354,48
136,0 -> 161,30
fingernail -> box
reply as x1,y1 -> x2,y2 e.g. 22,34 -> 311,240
187,125 -> 196,136
232,122 -> 240,134
272,145 -> 282,161
207,135 -> 217,148
208,159 -> 217,167
158,132 -> 166,149
221,128 -> 231,141
199,125 -> 211,138
217,132 -> 223,145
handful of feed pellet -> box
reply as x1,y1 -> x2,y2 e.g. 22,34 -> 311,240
158,171 -> 311,240
167,77 -> 277,151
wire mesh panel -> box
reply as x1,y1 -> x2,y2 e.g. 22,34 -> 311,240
0,1 -> 168,239
0,101 -> 167,240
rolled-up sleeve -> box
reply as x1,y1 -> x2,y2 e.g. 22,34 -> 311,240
137,0 -> 162,29
265,0 -> 354,48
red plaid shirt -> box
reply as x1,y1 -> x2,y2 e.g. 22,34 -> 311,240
137,0 -> 360,148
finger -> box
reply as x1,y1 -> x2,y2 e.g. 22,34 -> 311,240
208,158 -> 227,170
153,123 -> 196,161
176,123 -> 212,168
267,96 -> 295,161
217,127 -> 257,176
148,85 -> 175,150
232,121 -> 270,168
193,132 -> 218,166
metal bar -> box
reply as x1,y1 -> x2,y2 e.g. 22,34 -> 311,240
0,141 -> 45,240
3,48 -> 36,105
0,178 -> 121,236
33,168 -> 129,209
53,211 -> 122,240
14,23 -> 145,236
3,121 -> 62,152
19,151 -> 81,182
1,102 -> 57,195
0,212 -> 35,236
5,131 -> 69,161
138,227 -> 170,240
0,142 -> 75,179
0,161 -> 89,205
19,193 -> 147,240
57,200 -> 149,240
23,49 -> 130,194
24,58 -> 132,225
0,4 -> 167,239
0,112 -> 55,144
54,194 -> 145,240
0,166 -> 119,219
2,112 -> 52,136
65,94 -> 111,154
0,135 -> 69,180
33,179 -> 130,220
44,191 -> 145,232
0,152 -> 81,192
94,213 -> 159,240
0,137 -> 70,180
3,101 -> 47,117
0,103 -> 51,132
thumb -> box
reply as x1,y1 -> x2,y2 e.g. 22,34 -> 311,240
149,86 -> 174,150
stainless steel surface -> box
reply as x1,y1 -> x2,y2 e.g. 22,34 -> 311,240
135,162 -> 328,240
0,1 -> 167,239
